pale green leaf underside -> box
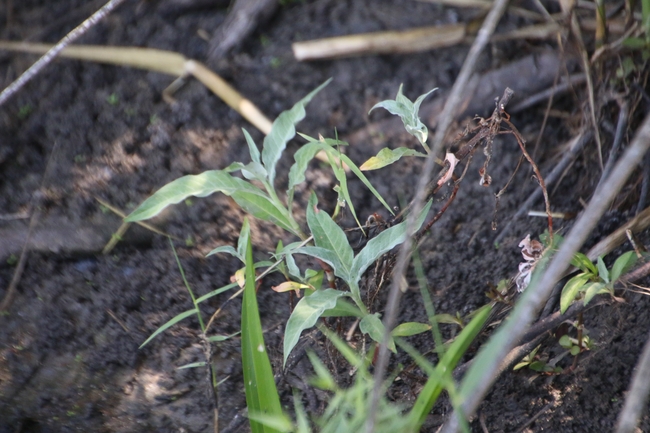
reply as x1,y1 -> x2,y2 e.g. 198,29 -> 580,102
262,79 -> 332,185
287,142 -> 322,193
360,147 -> 427,171
560,273 -> 590,314
307,193 -> 354,274
295,246 -> 350,281
126,170 -> 260,222
283,289 -> 346,366
360,313 -> 396,353
206,245 -> 239,259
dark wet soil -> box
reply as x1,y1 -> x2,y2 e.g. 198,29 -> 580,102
1,1 -> 650,432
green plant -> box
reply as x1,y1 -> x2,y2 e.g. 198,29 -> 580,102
361,84 -> 436,169
560,250 -> 637,314
622,0 -> 650,51
106,92 -> 119,105
253,305 -> 489,433
513,344 -> 562,374
126,81 -> 492,432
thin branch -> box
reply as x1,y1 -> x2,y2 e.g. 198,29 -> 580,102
0,0 -> 130,107
0,142 -> 60,312
615,328 -> 650,433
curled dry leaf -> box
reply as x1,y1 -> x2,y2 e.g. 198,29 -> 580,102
515,234 -> 544,292
230,267 -> 246,289
271,281 -> 310,297
478,167 -> 492,187
437,152 -> 460,186
519,234 -> 543,261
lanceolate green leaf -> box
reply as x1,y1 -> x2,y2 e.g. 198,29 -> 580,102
392,322 -> 432,337
360,313 -> 396,353
360,147 -> 426,171
243,128 -> 261,165
287,141 -> 322,193
596,256 -> 610,283
583,281 -> 607,306
283,289 -> 347,366
241,225 -> 283,433
350,200 -> 432,282
231,190 -> 296,235
125,170 -> 257,221
262,79 -> 331,186
570,252 -> 597,275
125,170 -> 293,234
610,251 -> 637,282
306,193 -> 353,275
560,273 -> 591,314
206,245 -> 239,259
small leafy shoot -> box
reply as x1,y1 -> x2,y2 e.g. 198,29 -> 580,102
369,84 -> 437,151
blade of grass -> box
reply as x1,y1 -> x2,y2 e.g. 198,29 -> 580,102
408,305 -> 490,430
241,219 -> 284,433
139,309 -> 195,348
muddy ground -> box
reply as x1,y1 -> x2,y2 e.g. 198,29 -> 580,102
1,0 -> 650,432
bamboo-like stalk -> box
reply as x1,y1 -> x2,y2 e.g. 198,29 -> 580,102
292,24 -> 466,61
0,41 -> 273,135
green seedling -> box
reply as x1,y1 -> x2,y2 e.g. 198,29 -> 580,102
106,92 -> 119,105
18,104 -> 33,119
123,82 -> 513,432
513,344 -> 562,374
362,85 -> 437,168
560,250 -> 637,314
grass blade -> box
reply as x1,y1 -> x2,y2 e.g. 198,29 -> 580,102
241,220 -> 284,433
408,305 -> 490,429
283,289 -> 346,366
139,309 -> 195,348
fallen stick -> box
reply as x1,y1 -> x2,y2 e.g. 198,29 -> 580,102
292,24 -> 467,61
0,41 -> 273,135
208,0 -> 278,60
